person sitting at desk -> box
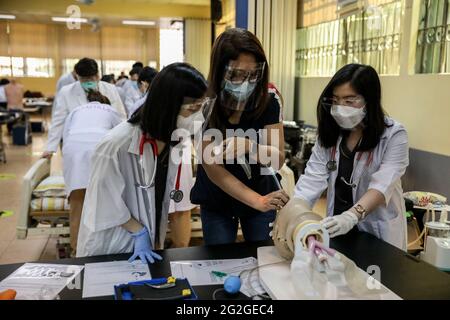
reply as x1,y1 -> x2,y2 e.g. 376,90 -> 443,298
4,79 -> 26,133
4,79 -> 24,110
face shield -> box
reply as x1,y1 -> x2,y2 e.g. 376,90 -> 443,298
172,96 -> 216,164
220,61 -> 265,111
175,96 -> 217,138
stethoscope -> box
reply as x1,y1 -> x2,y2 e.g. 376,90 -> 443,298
326,142 -> 374,188
135,135 -> 184,203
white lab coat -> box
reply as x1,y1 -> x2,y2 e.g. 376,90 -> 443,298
62,102 -> 123,195
127,93 -> 196,213
46,81 -> 126,152
294,117 -> 409,250
127,93 -> 147,118
76,122 -> 191,257
116,86 -> 126,105
0,85 -> 6,103
124,83 -> 142,117
56,72 -> 76,92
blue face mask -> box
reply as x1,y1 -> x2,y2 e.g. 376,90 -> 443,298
80,81 -> 98,92
131,81 -> 139,90
223,80 -> 257,101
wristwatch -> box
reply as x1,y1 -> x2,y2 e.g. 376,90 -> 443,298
353,204 -> 367,220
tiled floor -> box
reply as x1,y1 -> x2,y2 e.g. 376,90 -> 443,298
0,128 -> 64,265
0,124 -> 327,265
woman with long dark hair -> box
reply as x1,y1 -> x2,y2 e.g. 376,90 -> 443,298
191,28 -> 289,245
77,63 -> 210,261
287,63 -> 409,250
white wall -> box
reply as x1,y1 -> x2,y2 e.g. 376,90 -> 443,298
297,74 -> 450,157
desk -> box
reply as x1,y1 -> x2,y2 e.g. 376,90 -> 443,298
24,99 -> 53,130
1,232 -> 450,300
0,111 -> 21,163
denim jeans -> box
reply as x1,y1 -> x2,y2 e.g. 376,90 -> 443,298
200,207 -> 276,245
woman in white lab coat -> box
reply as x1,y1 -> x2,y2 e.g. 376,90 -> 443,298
293,64 -> 409,250
77,63 -> 209,262
62,91 -> 123,254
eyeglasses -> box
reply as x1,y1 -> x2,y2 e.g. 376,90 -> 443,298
321,96 -> 365,108
224,62 -> 265,85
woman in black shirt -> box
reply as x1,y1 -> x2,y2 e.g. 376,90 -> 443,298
191,28 -> 289,245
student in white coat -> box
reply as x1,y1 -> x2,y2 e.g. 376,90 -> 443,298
42,58 -> 126,159
291,64 -> 409,250
124,67 -> 143,116
62,91 -> 123,254
127,66 -> 158,118
56,69 -> 77,92
77,63 -> 210,262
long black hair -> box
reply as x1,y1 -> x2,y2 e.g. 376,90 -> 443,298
207,28 -> 270,133
317,63 -> 389,151
128,63 -> 207,143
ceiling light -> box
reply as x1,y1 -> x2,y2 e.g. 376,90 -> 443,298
122,20 -> 156,26
51,17 -> 88,23
0,14 -> 16,20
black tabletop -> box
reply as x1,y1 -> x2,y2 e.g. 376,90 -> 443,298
0,231 -> 449,300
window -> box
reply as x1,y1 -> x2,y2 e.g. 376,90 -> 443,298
159,28 -> 184,69
0,56 -> 54,77
62,59 -> 79,76
25,58 -> 54,77
415,0 -> 450,74
102,60 -> 135,77
62,58 -> 101,76
11,57 -> 24,77
296,1 -> 403,77
0,56 -> 11,77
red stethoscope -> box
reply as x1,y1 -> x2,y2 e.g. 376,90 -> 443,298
327,143 -> 374,188
135,135 -> 184,203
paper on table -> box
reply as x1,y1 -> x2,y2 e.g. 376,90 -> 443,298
82,261 -> 151,298
170,257 -> 266,297
0,263 -> 84,300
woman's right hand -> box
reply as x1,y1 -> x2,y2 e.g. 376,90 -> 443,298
253,190 -> 290,212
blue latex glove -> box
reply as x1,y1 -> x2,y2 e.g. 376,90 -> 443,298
128,227 -> 163,264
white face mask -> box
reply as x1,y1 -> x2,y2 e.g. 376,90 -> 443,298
331,105 -> 366,130
176,111 -> 205,136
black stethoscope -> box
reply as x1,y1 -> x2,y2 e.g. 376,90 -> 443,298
135,135 -> 183,203
326,144 -> 374,188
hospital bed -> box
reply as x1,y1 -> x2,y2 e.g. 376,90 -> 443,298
16,158 -> 71,257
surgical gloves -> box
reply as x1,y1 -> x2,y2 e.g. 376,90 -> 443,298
321,211 -> 359,238
128,227 -> 163,264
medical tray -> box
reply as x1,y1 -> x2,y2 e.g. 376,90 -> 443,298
114,277 -> 198,301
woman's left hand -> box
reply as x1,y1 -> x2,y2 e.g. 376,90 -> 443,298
321,211 -> 359,238
222,137 -> 253,160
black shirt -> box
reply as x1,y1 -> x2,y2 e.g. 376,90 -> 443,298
334,136 -> 357,216
154,145 -> 170,240
190,93 -> 282,215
